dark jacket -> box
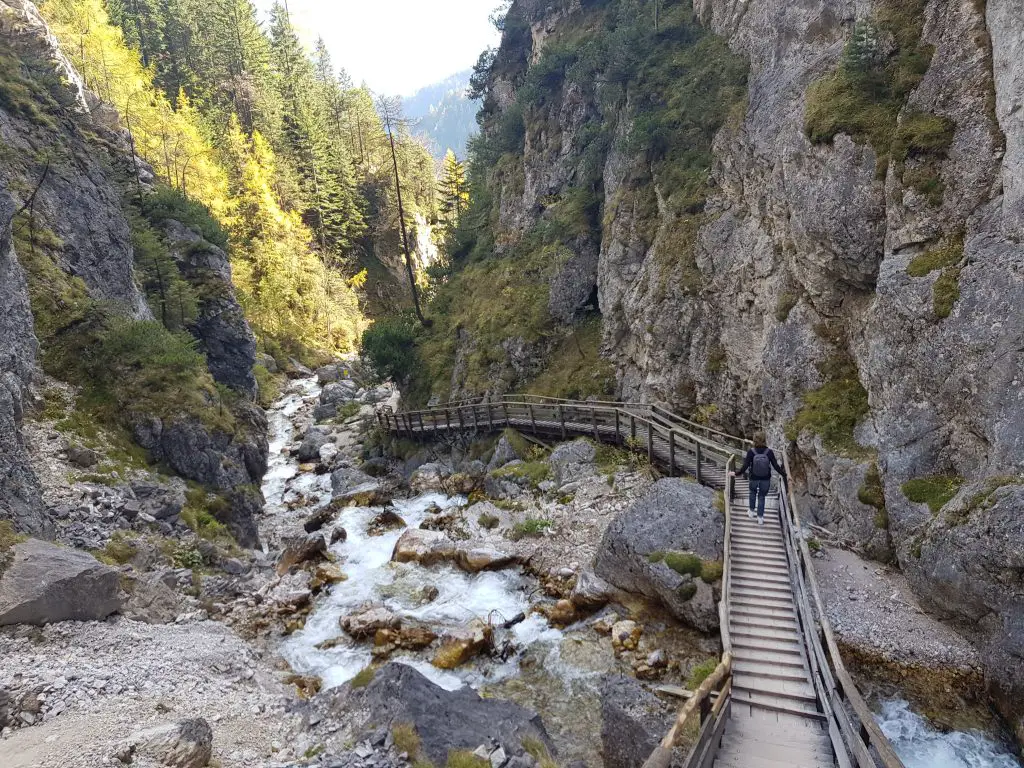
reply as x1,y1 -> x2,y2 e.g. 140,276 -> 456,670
737,447 -> 785,479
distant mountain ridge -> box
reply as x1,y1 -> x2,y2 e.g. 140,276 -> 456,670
404,70 -> 478,161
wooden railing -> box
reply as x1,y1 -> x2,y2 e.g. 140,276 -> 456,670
777,453 -> 906,768
381,397 -> 905,768
377,398 -> 745,487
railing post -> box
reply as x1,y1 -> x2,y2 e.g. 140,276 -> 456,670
647,423 -> 653,464
591,408 -> 599,441
418,412 -> 424,433
458,408 -> 465,432
669,430 -> 676,476
558,405 -> 566,440
630,414 -> 636,442
472,406 -> 479,433
487,402 -> 493,430
529,403 -> 537,433
404,413 -> 412,435
503,402 -> 509,428
614,410 -> 620,443
446,408 -> 451,431
695,443 -> 702,484
700,694 -> 712,724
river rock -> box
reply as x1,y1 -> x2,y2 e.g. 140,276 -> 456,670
328,663 -> 554,766
392,529 -> 457,567
599,675 -> 676,768
368,508 -> 406,535
610,620 -> 642,652
409,462 -> 451,492
570,569 -> 614,611
341,605 -> 401,639
297,427 -> 331,462
331,467 -> 385,506
454,546 -> 517,573
316,364 -> 344,385
432,620 -> 495,669
276,533 -> 327,575
373,622 -> 438,657
256,353 -> 277,373
0,539 -> 122,626
547,599 -> 578,627
310,563 -> 347,590
321,380 -> 358,406
330,526 -> 347,545
594,478 -> 723,631
303,507 -> 335,533
120,717 -> 213,768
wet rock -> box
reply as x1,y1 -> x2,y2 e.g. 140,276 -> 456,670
432,620 -> 495,669
276,533 -> 327,575
329,663 -> 554,766
330,526 -> 348,545
410,462 -> 451,492
599,675 -> 675,768
368,509 -> 407,536
420,585 -> 440,603
120,717 -> 213,768
392,529 -> 457,567
310,564 -> 348,591
610,620 -> 642,653
331,467 -> 385,506
313,403 -> 338,422
595,479 -> 722,631
373,622 -> 438,657
547,599 -> 577,627
570,569 -> 614,611
341,605 -> 401,639
304,507 -> 335,533
66,445 -> 99,468
297,427 -> 331,462
454,546 -> 517,573
0,539 -> 122,626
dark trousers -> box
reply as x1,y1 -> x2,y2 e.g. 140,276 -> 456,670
749,478 -> 771,518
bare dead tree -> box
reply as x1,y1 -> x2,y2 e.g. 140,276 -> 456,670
377,95 -> 430,328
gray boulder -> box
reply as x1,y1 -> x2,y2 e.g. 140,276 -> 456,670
328,663 -> 554,766
548,439 -> 597,483
0,539 -> 123,625
124,571 -> 180,624
297,427 -> 331,462
255,353 -> 277,373
313,403 -> 338,422
67,445 -> 99,468
486,435 -> 521,471
277,533 -> 327,575
321,380 -> 358,406
331,466 -> 381,500
317,364 -> 344,384
594,478 -> 723,631
120,718 -> 213,768
599,675 -> 676,768
571,569 -> 614,611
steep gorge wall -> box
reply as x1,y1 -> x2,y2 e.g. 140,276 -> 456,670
444,0 -> 1024,736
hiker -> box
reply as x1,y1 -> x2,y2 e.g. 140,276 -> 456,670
729,431 -> 786,525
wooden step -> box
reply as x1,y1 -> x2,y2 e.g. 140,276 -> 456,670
733,659 -> 810,682
730,556 -> 790,571
733,677 -> 818,704
731,530 -> 785,544
729,623 -> 801,643
724,715 -> 829,746
730,565 -> 791,582
731,637 -> 806,656
731,615 -> 801,636
717,739 -> 834,767
729,588 -> 794,606
732,645 -> 808,668
730,545 -> 788,560
731,604 -> 798,621
730,599 -> 799,617
720,730 -> 834,759
730,578 -> 793,595
715,749 -> 828,768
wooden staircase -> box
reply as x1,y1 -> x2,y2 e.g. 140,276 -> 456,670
721,480 -> 835,767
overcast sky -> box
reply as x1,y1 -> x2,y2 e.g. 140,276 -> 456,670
256,0 -> 501,96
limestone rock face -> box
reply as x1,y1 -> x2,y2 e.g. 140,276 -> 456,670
599,675 -> 676,768
594,479 -> 723,631
121,718 -> 213,768
0,539 -> 122,625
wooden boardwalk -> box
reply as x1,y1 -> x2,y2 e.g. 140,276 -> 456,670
377,396 -> 905,768
723,480 -> 834,767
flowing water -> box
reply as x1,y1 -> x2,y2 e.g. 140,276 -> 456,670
878,700 -> 1022,768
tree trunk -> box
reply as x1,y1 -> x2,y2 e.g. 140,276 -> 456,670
386,119 -> 429,327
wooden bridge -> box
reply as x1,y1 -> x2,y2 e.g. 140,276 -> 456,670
377,395 -> 906,768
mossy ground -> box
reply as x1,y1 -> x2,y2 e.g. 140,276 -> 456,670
786,353 -> 872,458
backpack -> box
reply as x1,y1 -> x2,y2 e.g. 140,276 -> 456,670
751,450 -> 772,479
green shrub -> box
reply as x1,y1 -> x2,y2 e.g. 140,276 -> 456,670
477,513 -> 500,530
0,520 -> 25,575
494,461 -> 551,488
687,658 -> 719,689
509,518 -> 552,540
662,552 -> 702,577
700,560 -> 724,582
521,737 -> 558,768
254,364 -> 283,409
786,354 -> 871,457
446,752 -> 489,768
361,315 -> 418,384
858,463 -> 888,529
392,724 -> 421,759
901,475 -> 963,514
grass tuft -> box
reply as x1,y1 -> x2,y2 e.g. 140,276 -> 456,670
687,658 -> 719,689
509,518 -> 552,541
350,666 -> 376,688
901,475 -> 964,514
786,354 -> 871,457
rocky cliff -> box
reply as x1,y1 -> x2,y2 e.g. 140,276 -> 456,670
0,0 -> 266,546
425,0 -> 1024,739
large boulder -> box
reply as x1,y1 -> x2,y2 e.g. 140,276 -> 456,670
0,539 -> 123,625
297,427 -> 331,462
277,533 -> 327,575
131,480 -> 186,521
340,604 -> 401,639
328,663 -> 554,766
486,434 -> 521,471
594,478 -> 723,631
599,675 -> 677,768
321,380 -> 359,406
120,717 -> 213,768
548,439 -> 597,483
123,571 -> 180,624
330,466 -> 383,505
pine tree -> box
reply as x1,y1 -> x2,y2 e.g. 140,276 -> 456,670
438,150 -> 468,234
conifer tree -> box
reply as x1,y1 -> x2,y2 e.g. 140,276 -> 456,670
438,150 -> 469,235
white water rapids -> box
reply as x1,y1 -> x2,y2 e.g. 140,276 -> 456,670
878,700 -> 1021,768
263,379 -> 561,692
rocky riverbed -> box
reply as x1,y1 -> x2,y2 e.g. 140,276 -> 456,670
2,365 -> 1022,768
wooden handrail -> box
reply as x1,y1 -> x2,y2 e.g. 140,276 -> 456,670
781,452 -> 906,768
